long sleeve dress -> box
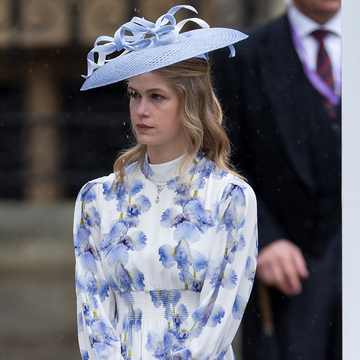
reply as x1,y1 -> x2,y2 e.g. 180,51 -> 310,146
73,153 -> 258,360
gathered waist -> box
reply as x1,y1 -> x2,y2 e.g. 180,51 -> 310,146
116,289 -> 200,321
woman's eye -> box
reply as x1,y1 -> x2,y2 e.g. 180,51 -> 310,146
152,94 -> 163,100
127,91 -> 139,99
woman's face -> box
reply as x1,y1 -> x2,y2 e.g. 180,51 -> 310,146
128,72 -> 186,162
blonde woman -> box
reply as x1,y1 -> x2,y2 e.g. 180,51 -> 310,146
74,5 -> 257,360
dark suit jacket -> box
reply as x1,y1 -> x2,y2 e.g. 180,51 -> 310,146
214,14 -> 341,257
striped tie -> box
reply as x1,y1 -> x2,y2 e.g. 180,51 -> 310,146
311,29 -> 337,119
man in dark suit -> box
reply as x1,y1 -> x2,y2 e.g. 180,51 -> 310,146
214,0 -> 341,359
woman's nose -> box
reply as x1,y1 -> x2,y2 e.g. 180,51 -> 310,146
136,99 -> 150,116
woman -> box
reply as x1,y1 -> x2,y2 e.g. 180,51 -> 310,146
74,5 -> 257,360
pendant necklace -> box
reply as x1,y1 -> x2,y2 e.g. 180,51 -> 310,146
147,177 -> 167,203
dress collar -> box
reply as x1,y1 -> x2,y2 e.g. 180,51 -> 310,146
141,153 -> 187,183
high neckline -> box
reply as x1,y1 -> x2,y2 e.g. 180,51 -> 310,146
141,153 -> 187,183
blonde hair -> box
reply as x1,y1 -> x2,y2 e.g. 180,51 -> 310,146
114,58 -> 243,182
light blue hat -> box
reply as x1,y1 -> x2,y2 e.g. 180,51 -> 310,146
81,5 -> 248,91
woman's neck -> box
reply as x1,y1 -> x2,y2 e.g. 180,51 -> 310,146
147,146 -> 187,164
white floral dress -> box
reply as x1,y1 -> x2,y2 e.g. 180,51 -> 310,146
73,154 -> 258,360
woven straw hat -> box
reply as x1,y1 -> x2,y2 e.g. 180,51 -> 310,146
81,5 -> 248,91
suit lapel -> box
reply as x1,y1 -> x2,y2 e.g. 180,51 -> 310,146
259,15 -> 315,189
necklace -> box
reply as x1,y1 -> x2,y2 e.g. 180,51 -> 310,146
147,177 -> 167,203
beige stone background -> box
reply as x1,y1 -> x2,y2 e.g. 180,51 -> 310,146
0,1 -> 286,359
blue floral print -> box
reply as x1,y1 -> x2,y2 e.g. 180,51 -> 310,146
232,294 -> 247,320
74,154 -> 258,360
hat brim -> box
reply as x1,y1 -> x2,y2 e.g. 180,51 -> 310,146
81,27 -> 247,91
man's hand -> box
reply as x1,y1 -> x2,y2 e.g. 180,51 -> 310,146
256,239 -> 309,297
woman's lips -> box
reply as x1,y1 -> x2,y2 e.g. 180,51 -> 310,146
136,124 -> 153,132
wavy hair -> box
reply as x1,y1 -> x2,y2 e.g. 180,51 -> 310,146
114,58 -> 243,182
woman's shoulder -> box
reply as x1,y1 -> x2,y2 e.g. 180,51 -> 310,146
82,173 -> 116,189
198,155 -> 253,190
76,173 -> 116,202
225,174 -> 256,202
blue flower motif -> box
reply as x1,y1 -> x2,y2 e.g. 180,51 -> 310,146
244,256 -> 256,282
109,260 -> 146,292
109,219 -> 129,238
81,350 -> 89,360
92,343 -> 112,360
128,268 -> 145,291
183,200 -> 214,234
74,225 -> 98,259
122,306 -> 142,332
190,155 -> 211,177
159,244 -> 176,269
82,302 -> 94,326
214,338 -> 230,360
88,318 -> 119,359
107,243 -> 129,267
80,252 -> 98,274
83,206 -> 101,228
141,158 -> 154,178
127,179 -> 145,197
232,295 -> 247,320
150,290 -> 181,308
207,257 -> 225,288
104,220 -> 147,256
220,267 -> 238,290
120,291 -> 134,306
210,165 -> 228,180
197,209 -> 215,233
174,240 -> 192,270
80,183 -> 97,203
161,199 -> 214,234
208,304 -> 225,328
179,270 -> 204,292
171,304 -> 188,328
192,302 -> 225,330
121,342 -> 130,360
83,270 -> 97,296
78,312 -> 84,333
81,270 -> 110,309
175,328 -> 191,344
218,202 -> 238,233
98,279 -> 110,302
106,242 -> 145,290
190,248 -> 207,272
124,162 -> 137,176
103,180 -> 118,201
174,222 -> 200,245
116,177 -> 144,204
146,329 -> 176,360
161,208 -> 186,228
172,347 -> 193,360
221,181 -> 247,206
159,221 -> 206,280
190,155 -> 227,180
118,195 -> 151,216
230,183 -> 246,207
167,176 -> 206,206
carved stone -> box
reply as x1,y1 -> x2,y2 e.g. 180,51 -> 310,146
78,0 -> 128,46
0,0 -> 14,47
19,0 -> 71,47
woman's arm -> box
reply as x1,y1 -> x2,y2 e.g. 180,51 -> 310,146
170,178 -> 258,360
74,181 -> 122,360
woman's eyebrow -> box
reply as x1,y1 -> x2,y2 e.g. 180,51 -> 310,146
127,85 -> 167,94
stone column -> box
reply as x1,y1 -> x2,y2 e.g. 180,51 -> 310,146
24,61 -> 64,202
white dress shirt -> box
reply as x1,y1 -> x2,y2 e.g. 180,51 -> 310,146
288,5 -> 341,95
